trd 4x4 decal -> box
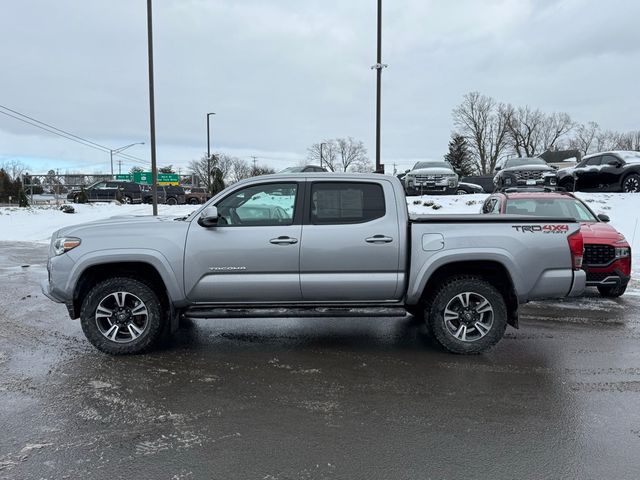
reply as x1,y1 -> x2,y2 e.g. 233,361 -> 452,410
512,225 -> 569,234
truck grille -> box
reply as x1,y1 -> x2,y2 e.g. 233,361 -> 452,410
514,170 -> 544,181
584,244 -> 616,266
414,174 -> 444,182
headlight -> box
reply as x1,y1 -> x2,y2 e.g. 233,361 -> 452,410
549,177 -> 557,185
53,237 -> 81,256
615,247 -> 630,258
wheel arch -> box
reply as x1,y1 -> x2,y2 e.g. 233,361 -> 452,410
70,257 -> 180,320
420,260 -> 519,328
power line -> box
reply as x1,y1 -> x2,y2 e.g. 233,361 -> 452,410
0,104 -> 150,165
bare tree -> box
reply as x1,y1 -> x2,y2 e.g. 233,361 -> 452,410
335,137 -> 368,172
569,122 -> 599,156
452,92 -> 511,174
595,130 -> 620,152
0,159 -> 28,180
307,137 -> 369,172
307,141 -> 339,171
505,105 -> 573,157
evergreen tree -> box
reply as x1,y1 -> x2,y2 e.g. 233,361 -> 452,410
444,133 -> 477,177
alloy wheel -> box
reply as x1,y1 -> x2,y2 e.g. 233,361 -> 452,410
443,292 -> 494,342
95,291 -> 149,343
623,177 -> 639,193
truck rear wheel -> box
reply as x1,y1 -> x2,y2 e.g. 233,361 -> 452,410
80,277 -> 165,355
426,276 -> 507,354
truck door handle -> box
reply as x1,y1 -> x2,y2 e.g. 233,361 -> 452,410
365,235 -> 393,244
269,236 -> 298,245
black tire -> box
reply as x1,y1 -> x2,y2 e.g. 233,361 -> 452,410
426,276 -> 507,354
622,174 -> 640,193
188,198 -> 200,205
123,195 -> 133,204
166,197 -> 178,206
80,277 -> 165,355
597,283 -> 627,298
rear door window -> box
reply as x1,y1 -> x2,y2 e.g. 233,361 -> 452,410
310,182 -> 385,224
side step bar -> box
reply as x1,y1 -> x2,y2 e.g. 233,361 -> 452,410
184,306 -> 408,319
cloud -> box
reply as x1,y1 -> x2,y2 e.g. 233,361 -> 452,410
1,0 -> 639,173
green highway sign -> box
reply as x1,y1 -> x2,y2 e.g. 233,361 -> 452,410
114,172 -> 180,185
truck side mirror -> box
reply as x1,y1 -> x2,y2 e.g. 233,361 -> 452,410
597,214 -> 610,223
405,169 -> 410,174
494,166 -> 501,172
198,206 -> 219,227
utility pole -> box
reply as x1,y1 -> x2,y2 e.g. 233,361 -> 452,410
251,156 -> 258,172
206,112 -> 215,193
146,0 -> 158,215
110,142 -> 144,176
117,159 -> 123,174
371,0 -> 387,174
320,142 -> 326,168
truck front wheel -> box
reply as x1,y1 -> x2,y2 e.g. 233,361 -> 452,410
80,277 -> 165,355
427,276 -> 507,354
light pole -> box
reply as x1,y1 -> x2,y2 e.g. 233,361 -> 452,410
320,142 -> 327,168
147,0 -> 159,216
206,112 -> 215,191
110,142 -> 145,176
371,0 -> 388,173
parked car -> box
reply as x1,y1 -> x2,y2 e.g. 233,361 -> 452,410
280,165 -> 327,173
404,161 -> 459,195
141,185 -> 186,205
66,181 -> 142,204
43,173 -> 585,356
185,187 -> 211,205
481,190 -> 631,297
456,182 -> 485,195
493,157 -> 558,191
557,151 -> 640,193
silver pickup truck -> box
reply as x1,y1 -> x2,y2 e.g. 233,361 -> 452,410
42,174 -> 586,355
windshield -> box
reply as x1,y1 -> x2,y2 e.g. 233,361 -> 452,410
504,158 -> 547,168
505,198 -> 597,222
412,161 -> 452,170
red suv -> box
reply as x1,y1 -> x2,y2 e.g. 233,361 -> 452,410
482,190 -> 631,297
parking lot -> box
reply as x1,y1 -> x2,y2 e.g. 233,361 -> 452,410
1,241 -> 639,479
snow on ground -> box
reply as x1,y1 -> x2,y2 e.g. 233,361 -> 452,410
0,203 -> 199,244
0,192 -> 638,283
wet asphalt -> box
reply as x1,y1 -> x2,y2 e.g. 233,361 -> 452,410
1,242 -> 639,479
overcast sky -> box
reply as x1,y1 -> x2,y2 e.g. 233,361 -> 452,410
1,0 -> 639,174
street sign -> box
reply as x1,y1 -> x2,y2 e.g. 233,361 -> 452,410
113,172 -> 179,186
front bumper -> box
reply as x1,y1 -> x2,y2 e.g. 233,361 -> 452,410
41,278 -> 76,318
585,268 -> 631,287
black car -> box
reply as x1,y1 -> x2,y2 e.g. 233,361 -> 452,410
557,151 -> 640,193
141,185 -> 186,205
67,181 -> 143,204
493,157 -> 557,191
279,165 -> 327,173
456,182 -> 485,195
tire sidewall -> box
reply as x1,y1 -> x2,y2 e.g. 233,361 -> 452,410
80,277 -> 164,354
428,277 -> 507,354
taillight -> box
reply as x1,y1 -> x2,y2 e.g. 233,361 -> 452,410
567,230 -> 584,270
